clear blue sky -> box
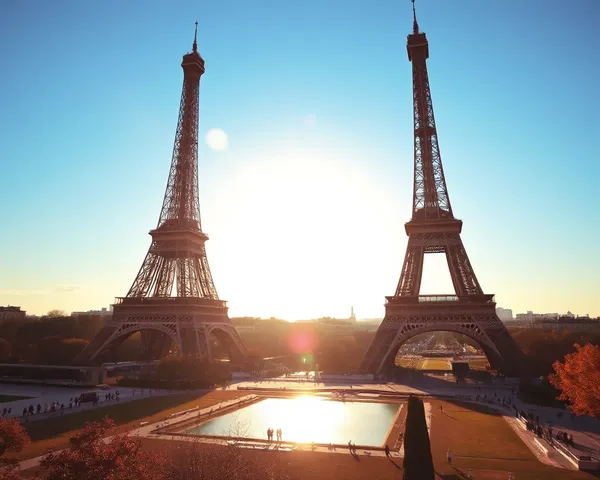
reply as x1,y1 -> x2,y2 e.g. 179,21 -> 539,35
0,0 -> 598,319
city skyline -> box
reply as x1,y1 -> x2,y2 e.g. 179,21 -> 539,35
1,0 -> 599,319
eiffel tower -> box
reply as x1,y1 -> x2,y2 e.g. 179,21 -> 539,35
75,24 -> 247,365
360,2 -> 523,376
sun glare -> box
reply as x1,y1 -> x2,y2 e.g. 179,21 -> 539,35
210,150 -> 405,319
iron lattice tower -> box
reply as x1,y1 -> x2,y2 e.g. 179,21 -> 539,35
76,24 -> 247,365
361,2 -> 522,376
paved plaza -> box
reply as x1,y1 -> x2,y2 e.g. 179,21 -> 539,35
3,375 -> 599,476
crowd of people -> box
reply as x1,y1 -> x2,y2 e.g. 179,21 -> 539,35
18,396 -> 84,417
0,389 -> 132,420
516,409 -> 575,448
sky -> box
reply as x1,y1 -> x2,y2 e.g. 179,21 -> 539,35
0,0 -> 598,319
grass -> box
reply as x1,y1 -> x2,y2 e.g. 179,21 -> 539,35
17,390 -> 246,460
396,358 -> 452,371
431,400 -> 533,460
0,394 -> 31,403
468,358 -> 490,370
422,359 -> 451,371
429,399 -> 595,480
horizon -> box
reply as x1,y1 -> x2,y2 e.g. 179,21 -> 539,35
1,0 -> 599,318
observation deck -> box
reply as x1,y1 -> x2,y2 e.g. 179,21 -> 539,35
386,294 -> 495,305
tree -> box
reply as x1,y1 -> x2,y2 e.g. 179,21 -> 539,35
46,309 -> 67,318
0,418 -> 30,458
36,336 -> 88,365
0,418 -> 30,480
0,337 -> 11,361
402,396 -> 434,480
549,343 -> 600,417
39,417 -> 164,480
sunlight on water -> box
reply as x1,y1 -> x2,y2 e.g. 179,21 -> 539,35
185,396 -> 399,446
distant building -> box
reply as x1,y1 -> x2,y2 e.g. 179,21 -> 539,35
536,316 -> 600,331
0,306 -> 26,322
71,307 -> 112,317
496,307 -> 513,322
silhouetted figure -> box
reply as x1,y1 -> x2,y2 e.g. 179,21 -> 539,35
385,444 -> 390,457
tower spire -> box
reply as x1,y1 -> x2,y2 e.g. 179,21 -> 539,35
193,20 -> 198,53
411,0 -> 419,34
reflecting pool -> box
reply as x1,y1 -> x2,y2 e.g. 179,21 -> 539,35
185,396 -> 400,446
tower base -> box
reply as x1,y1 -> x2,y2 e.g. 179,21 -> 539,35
74,297 -> 247,366
360,295 -> 522,376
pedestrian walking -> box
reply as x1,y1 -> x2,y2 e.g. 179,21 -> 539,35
385,444 -> 390,457
446,449 -> 453,464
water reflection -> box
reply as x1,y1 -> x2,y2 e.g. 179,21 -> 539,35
185,396 -> 399,446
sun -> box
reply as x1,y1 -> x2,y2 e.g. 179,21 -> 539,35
208,148 -> 404,319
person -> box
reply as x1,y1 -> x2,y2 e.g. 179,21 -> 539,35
385,444 -> 390,457
348,440 -> 353,453
468,468 -> 473,479
447,448 -> 453,464
440,405 -> 443,412
508,473 -> 515,480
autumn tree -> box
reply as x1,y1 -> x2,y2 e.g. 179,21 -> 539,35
0,418 -> 31,480
549,343 -> 600,417
39,417 -> 165,480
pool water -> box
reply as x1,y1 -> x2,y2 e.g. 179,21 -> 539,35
185,396 -> 399,446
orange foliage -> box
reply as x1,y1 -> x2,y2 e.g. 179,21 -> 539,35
39,416 -> 165,480
0,418 -> 30,458
549,343 -> 600,417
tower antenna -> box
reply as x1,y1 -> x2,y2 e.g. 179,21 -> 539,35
193,20 -> 198,52
411,0 -> 419,34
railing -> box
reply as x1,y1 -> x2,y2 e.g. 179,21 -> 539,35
418,295 -> 459,303
114,297 -> 227,307
386,294 -> 496,305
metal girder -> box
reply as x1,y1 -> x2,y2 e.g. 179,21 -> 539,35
76,37 -> 247,366
362,18 -> 524,376
411,40 -> 453,220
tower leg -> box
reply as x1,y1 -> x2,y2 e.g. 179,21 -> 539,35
361,307 -> 522,377
395,238 -> 425,296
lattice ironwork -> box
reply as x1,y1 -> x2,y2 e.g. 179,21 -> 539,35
75,24 -> 247,366
360,3 -> 523,376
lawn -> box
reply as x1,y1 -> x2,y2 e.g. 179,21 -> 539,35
396,357 -> 453,371
17,390 -> 246,460
0,394 -> 31,403
422,358 -> 451,371
468,358 -> 490,370
428,399 -> 594,480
